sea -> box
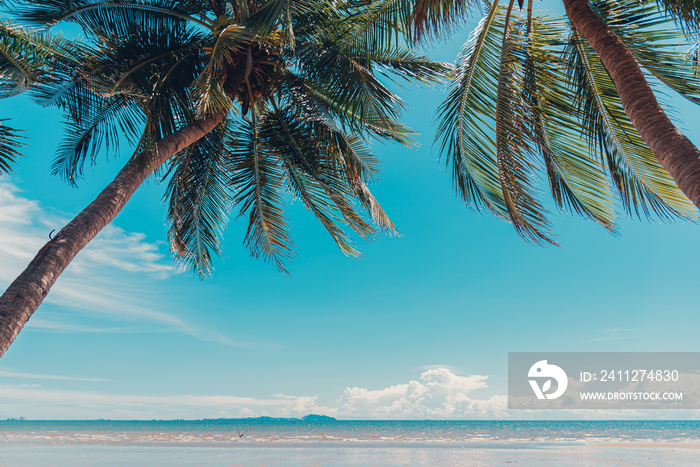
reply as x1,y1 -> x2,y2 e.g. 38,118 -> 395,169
1,420 -> 699,466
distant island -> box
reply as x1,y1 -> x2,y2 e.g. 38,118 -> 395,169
204,414 -> 337,422
301,414 -> 336,421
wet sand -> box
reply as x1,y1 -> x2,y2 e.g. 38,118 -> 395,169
2,442 -> 699,466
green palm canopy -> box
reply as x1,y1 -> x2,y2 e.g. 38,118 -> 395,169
434,0 -> 700,244
7,0 -> 449,275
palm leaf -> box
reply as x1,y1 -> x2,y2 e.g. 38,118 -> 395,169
0,119 -> 24,174
15,0 -> 212,36
264,112 -> 364,255
241,0 -> 320,46
566,29 -> 696,219
365,46 -> 451,86
321,129 -> 396,231
0,20 -> 81,97
265,101 -> 381,251
652,0 -> 700,30
436,3 -> 510,220
495,28 -> 553,244
275,74 -> 395,231
411,0 -> 477,40
230,112 -> 294,273
520,15 -> 616,229
84,24 -> 207,164
165,120 -> 232,277
52,95 -> 144,184
280,69 -> 415,146
293,41 -> 414,145
335,0 -> 412,55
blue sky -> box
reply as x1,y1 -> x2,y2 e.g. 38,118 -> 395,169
1,9 -> 700,420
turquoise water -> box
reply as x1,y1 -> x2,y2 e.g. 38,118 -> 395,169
1,420 -> 699,446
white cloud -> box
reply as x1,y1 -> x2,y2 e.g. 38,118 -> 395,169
0,383 -> 318,420
0,368 -> 111,382
24,317 -> 139,334
0,384 -> 292,408
73,228 -> 174,277
0,181 -> 248,348
280,395 -> 336,418
0,182 -> 174,282
338,368 -> 506,419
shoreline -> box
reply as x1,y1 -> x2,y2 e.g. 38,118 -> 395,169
2,441 -> 699,466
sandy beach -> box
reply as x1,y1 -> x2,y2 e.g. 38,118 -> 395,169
3,442 -> 700,466
3,420 -> 700,465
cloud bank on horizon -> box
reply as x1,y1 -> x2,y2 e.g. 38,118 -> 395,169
2,366 -> 693,420
0,367 -> 506,420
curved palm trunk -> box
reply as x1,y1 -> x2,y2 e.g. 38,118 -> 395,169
563,0 -> 700,209
0,112 -> 226,358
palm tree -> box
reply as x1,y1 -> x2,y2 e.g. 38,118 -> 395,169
562,0 -> 700,211
0,0 -> 448,357
425,0 -> 700,242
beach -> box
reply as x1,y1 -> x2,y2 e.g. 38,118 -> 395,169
1,420 -> 699,466
3,442 -> 700,466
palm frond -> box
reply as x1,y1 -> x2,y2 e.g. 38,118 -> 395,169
165,120 -> 232,277
323,130 -> 396,231
436,3 -> 511,220
241,0 -> 318,45
0,20 -> 81,98
85,24 -> 206,161
411,0 -> 477,41
52,95 -> 143,184
264,101 -> 381,253
653,0 -> 700,30
280,70 -> 414,146
368,46 -> 452,86
15,0 -> 212,36
265,120 -> 363,255
566,29 -> 696,219
274,76 -> 395,231
495,28 -> 553,244
335,0 -> 412,53
86,24 -> 206,99
293,41 -> 414,144
31,70 -> 91,118
520,15 -> 616,229
230,112 -> 294,273
0,119 -> 24,174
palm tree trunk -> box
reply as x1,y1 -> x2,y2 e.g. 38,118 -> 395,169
563,0 -> 700,209
0,112 -> 226,357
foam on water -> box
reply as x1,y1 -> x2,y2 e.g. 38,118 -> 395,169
0,420 -> 699,447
